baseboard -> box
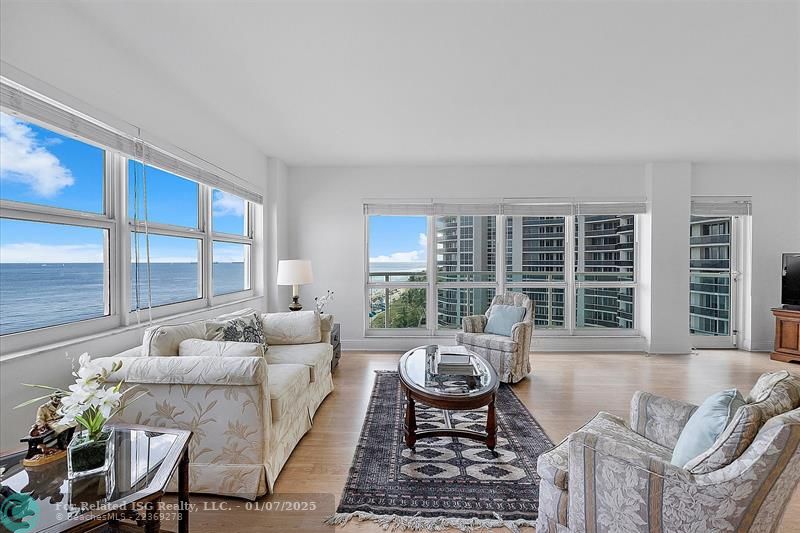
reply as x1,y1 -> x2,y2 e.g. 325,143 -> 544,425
742,338 -> 774,352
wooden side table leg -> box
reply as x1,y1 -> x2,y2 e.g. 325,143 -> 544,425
178,448 -> 190,533
404,394 -> 417,451
486,396 -> 497,453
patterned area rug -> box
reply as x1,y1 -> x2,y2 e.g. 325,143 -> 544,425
327,371 -> 553,532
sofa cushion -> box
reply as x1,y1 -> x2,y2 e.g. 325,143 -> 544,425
262,311 -> 321,345
484,304 -> 526,337
265,343 -> 333,383
178,339 -> 265,358
455,332 -> 518,353
142,320 -> 206,356
206,313 -> 268,351
671,388 -> 745,467
685,372 -> 800,474
537,412 -> 672,490
267,364 -> 309,422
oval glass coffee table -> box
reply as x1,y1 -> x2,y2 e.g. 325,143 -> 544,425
398,345 -> 499,452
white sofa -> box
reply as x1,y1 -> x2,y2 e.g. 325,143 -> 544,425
96,309 -> 334,500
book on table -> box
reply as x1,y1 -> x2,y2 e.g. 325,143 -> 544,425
436,345 -> 477,375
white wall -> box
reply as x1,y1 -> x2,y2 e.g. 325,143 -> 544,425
0,2 -> 273,450
287,162 -> 798,354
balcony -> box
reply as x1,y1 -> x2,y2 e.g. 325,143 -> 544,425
690,234 -> 730,245
690,259 -> 730,269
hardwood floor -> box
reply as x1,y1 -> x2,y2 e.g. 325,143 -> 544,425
162,350 -> 800,532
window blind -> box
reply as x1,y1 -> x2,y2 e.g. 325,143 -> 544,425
364,203 -> 436,216
1,78 -> 263,204
576,200 -> 647,215
432,203 -> 501,215
502,202 -> 574,216
691,196 -> 752,216
365,198 -> 649,216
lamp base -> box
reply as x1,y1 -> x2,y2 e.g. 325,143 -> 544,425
289,295 -> 303,311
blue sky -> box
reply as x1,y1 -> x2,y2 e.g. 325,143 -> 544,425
368,215 -> 427,264
0,112 -> 246,263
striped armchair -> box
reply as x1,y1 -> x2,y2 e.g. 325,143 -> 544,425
536,370 -> 800,532
455,292 -> 534,383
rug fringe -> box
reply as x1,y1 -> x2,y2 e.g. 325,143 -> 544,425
324,511 -> 536,532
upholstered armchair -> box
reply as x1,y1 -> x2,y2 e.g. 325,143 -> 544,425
536,371 -> 800,533
455,292 -> 533,383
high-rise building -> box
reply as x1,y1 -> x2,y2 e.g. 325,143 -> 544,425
689,216 -> 731,336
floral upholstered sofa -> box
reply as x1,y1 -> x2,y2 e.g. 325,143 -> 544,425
536,370 -> 800,532
95,308 -> 334,500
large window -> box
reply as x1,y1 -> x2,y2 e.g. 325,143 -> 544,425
689,216 -> 732,337
367,216 -> 427,329
436,215 -> 496,329
0,96 -> 260,349
574,215 -> 636,329
0,112 -> 105,213
0,219 -> 109,335
365,208 -> 638,335
1,113 -> 111,336
506,216 -> 566,328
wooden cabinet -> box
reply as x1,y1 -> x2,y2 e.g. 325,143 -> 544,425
771,308 -> 800,363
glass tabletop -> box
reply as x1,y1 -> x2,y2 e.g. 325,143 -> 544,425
0,426 -> 183,533
400,345 -> 497,397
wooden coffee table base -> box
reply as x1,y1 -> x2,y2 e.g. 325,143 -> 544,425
402,390 -> 497,453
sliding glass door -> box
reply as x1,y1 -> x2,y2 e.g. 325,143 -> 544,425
689,215 -> 737,348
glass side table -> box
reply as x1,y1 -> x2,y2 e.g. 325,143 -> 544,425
0,424 -> 191,533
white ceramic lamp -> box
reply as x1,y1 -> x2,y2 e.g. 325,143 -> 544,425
277,260 -> 314,311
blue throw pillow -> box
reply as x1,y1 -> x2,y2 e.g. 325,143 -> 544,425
484,305 -> 526,337
671,388 -> 745,468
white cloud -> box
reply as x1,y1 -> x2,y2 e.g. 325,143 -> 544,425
0,243 -> 103,263
369,250 -> 425,263
0,113 -> 74,197
369,233 -> 429,264
213,190 -> 245,217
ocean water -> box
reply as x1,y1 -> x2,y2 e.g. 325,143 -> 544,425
0,262 -> 246,335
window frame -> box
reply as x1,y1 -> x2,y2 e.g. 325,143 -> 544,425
364,210 -> 640,338
0,108 -> 258,354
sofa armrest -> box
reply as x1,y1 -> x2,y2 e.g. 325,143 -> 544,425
462,315 -> 487,333
511,321 -> 533,350
630,391 -> 698,449
96,355 -> 267,386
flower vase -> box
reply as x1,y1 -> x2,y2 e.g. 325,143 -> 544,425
67,426 -> 115,479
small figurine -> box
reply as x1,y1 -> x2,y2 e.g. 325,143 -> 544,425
20,394 -> 75,467
315,290 -> 335,313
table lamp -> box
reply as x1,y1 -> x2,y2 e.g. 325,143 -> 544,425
277,260 -> 314,311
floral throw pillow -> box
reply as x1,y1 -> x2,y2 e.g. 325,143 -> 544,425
206,313 -> 268,352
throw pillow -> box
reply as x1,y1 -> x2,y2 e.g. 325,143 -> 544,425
205,312 -> 268,352
671,388 -> 745,467
141,320 -> 207,356
178,339 -> 264,357
261,311 -> 322,345
484,305 -> 526,337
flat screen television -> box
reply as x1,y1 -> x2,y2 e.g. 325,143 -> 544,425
782,253 -> 800,309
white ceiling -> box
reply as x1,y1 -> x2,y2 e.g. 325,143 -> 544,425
16,2 -> 800,164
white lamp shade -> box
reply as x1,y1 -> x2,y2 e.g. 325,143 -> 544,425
277,260 -> 314,285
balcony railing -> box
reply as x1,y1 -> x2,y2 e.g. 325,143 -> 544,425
690,234 -> 730,245
690,259 -> 730,269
